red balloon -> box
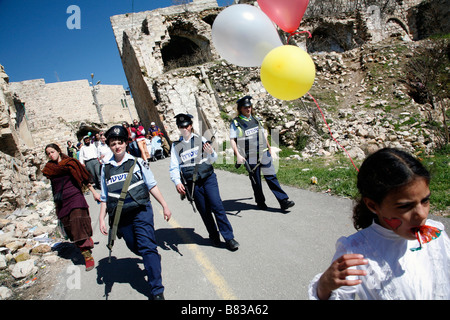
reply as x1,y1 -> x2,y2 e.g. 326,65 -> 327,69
257,0 -> 309,33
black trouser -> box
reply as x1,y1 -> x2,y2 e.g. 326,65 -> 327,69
85,158 -> 101,189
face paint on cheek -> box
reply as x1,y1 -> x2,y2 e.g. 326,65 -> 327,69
383,217 -> 402,230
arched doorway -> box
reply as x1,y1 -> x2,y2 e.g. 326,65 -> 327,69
161,22 -> 212,71
76,125 -> 100,142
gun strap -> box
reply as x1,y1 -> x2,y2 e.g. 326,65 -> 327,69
190,136 -> 204,201
108,157 -> 137,250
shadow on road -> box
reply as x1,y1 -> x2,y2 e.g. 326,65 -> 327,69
96,256 -> 150,299
222,197 -> 289,214
52,241 -> 85,267
155,227 -> 216,256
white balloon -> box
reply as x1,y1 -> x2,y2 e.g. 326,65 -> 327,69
212,4 -> 283,67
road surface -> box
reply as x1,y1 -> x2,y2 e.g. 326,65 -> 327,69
44,157 -> 449,302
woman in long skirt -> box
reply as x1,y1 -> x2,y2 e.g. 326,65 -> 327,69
43,143 -> 100,271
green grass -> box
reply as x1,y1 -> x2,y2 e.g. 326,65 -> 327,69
215,147 -> 449,216
421,146 -> 450,213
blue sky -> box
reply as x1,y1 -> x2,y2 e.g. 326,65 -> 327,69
0,0 -> 231,88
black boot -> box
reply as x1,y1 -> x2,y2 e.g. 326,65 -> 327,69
225,239 -> 240,251
280,199 -> 295,211
152,293 -> 165,300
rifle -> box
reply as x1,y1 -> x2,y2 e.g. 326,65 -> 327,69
203,130 -> 217,146
180,170 -> 196,213
178,131 -> 217,213
107,232 -> 114,263
235,160 -> 260,184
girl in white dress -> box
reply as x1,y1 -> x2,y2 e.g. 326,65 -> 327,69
309,148 -> 449,300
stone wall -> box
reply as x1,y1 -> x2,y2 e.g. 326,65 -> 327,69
0,66 -> 22,157
9,78 -> 137,151
110,0 -> 447,150
1,73 -> 137,213
110,0 -> 223,144
0,65 -> 44,214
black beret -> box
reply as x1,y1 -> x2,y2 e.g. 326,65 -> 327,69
175,113 -> 193,127
105,125 -> 128,142
237,95 -> 252,108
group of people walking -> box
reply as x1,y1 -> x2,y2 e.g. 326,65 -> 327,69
42,95 -> 449,300
121,120 -> 170,163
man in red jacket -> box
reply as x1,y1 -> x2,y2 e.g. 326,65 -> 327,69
131,119 -> 150,162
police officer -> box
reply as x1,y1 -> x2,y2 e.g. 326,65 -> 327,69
98,125 -> 171,300
230,96 -> 295,211
169,114 -> 239,251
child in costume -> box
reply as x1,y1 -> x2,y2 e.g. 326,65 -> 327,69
309,148 -> 449,300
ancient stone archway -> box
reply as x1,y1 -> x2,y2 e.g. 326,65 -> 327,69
307,22 -> 355,53
384,17 -> 411,40
76,125 -> 100,142
161,21 -> 212,71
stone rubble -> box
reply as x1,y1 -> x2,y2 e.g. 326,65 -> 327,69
215,40 -> 445,161
0,195 -> 65,300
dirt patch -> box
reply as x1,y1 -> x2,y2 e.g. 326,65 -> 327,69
6,242 -> 83,300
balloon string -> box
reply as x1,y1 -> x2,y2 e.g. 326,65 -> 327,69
307,92 -> 360,172
287,30 -> 312,44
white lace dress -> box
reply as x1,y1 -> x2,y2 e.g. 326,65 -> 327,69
308,219 -> 450,299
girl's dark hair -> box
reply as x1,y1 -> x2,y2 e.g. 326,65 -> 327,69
45,143 -> 69,162
45,143 -> 62,154
353,148 -> 430,230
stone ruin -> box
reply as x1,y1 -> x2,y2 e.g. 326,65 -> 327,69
0,65 -> 42,214
109,0 -> 448,149
1,0 -> 449,214
0,70 -> 139,214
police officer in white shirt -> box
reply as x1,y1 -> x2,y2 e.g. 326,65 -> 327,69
99,125 -> 171,300
230,96 -> 294,212
169,113 -> 239,251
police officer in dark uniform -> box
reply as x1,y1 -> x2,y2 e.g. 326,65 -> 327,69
169,114 -> 239,251
230,96 -> 295,211
99,125 -> 171,300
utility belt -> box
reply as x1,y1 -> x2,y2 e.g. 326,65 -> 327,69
181,166 -> 213,183
85,158 -> 98,164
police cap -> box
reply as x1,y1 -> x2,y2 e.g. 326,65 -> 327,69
175,113 -> 193,127
237,95 -> 252,108
105,125 -> 128,143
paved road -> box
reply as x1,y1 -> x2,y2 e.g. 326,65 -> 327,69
46,157 -> 449,301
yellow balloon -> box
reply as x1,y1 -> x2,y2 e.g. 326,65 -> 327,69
260,45 -> 315,100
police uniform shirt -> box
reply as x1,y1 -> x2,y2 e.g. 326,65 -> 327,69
229,114 -> 266,139
169,133 -> 218,186
99,152 -> 157,203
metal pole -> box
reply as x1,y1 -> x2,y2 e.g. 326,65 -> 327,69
90,74 -> 104,123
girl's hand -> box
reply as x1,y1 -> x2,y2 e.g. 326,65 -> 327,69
317,254 -> 368,300
92,191 -> 101,202
176,183 -> 186,195
236,154 -> 246,164
99,218 -> 108,236
163,207 -> 172,222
